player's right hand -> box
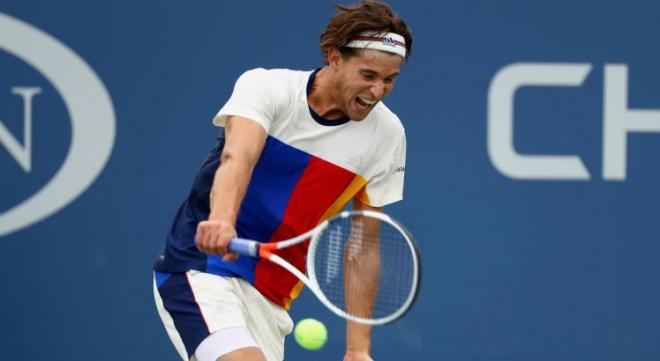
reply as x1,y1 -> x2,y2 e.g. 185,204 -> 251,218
195,219 -> 239,262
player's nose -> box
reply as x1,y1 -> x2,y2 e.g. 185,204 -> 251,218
369,81 -> 385,100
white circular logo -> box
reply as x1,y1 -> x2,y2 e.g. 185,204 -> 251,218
0,12 -> 116,237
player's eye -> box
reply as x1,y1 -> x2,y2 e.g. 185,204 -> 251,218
360,71 -> 377,81
384,75 -> 398,84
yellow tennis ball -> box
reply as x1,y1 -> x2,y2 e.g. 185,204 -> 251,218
294,318 -> 327,350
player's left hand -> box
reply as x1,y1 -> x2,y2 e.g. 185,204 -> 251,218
343,350 -> 373,361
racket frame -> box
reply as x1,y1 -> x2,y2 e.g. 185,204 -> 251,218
228,210 -> 420,325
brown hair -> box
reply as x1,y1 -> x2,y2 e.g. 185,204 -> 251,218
320,1 -> 413,63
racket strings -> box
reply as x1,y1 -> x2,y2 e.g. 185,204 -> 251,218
312,214 -> 416,321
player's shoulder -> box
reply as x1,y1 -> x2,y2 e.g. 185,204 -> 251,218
237,67 -> 308,87
369,101 -> 406,135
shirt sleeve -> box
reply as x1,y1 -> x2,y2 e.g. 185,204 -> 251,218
357,132 -> 407,207
213,68 -> 284,133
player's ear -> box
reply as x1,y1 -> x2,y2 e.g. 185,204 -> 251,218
327,47 -> 342,68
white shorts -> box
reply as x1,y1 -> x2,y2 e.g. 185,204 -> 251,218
153,270 -> 294,361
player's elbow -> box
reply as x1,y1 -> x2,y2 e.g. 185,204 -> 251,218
220,146 -> 256,169
220,147 -> 236,165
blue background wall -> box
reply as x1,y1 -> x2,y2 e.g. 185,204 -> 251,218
1,1 -> 659,360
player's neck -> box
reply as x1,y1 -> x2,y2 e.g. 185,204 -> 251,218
308,67 -> 347,121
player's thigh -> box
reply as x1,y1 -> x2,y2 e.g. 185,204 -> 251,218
218,346 -> 267,361
194,323 -> 261,361
234,278 -> 294,361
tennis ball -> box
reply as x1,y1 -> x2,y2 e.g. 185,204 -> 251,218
294,318 -> 327,350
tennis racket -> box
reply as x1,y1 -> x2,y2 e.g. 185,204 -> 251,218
228,210 -> 420,325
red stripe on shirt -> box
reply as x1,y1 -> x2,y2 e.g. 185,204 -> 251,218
253,156 -> 357,307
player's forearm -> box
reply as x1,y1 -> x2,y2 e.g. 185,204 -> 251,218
344,236 -> 380,352
208,149 -> 256,224
207,117 -> 266,225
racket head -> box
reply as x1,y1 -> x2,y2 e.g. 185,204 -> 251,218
306,210 -> 420,325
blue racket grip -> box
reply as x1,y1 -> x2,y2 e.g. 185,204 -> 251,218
228,238 -> 259,257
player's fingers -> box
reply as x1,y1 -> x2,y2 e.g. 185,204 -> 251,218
205,232 -> 220,256
196,220 -> 237,256
198,223 -> 217,254
216,231 -> 234,256
195,224 -> 207,250
221,233 -> 230,255
222,253 -> 238,262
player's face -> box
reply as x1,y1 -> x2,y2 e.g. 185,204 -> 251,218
333,49 -> 403,121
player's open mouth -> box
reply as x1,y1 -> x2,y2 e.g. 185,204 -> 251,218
355,96 -> 376,109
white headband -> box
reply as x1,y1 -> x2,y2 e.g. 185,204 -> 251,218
345,31 -> 407,58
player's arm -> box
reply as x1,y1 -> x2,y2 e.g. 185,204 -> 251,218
195,116 -> 267,260
343,198 -> 381,361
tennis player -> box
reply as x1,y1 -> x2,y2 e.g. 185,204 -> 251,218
153,1 -> 412,360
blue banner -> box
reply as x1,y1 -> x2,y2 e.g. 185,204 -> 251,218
1,1 -> 659,360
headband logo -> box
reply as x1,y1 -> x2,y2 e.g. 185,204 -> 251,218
345,32 -> 406,57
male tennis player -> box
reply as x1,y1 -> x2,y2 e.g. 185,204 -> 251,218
153,1 -> 412,360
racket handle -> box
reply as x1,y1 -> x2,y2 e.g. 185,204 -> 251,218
228,238 -> 259,257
